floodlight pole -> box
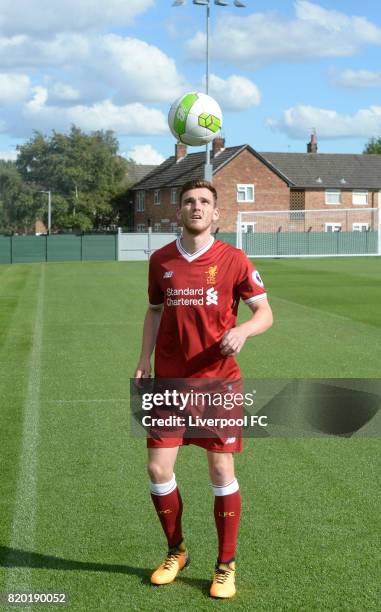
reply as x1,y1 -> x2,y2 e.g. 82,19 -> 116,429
173,1 -> 245,182
204,1 -> 212,182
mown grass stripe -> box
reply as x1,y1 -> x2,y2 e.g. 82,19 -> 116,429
5,266 -> 45,607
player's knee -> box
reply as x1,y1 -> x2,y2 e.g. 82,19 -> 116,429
210,457 -> 234,485
147,461 -> 173,484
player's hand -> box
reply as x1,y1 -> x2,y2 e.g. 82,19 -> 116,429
219,327 -> 248,357
134,358 -> 152,381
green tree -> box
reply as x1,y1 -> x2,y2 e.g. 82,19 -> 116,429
363,137 -> 381,154
16,126 -> 129,230
0,161 -> 37,234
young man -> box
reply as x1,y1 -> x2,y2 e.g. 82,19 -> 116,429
134,179 -> 273,598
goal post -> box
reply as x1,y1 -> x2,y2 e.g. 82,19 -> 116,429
236,208 -> 380,258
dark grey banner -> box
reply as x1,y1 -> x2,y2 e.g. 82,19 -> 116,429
130,378 -> 381,439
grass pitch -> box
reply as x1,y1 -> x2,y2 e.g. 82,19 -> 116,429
0,257 -> 380,611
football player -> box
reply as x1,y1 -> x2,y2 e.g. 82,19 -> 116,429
134,179 -> 273,598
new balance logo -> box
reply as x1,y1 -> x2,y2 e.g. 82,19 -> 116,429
163,271 -> 173,278
206,287 -> 218,305
158,509 -> 173,514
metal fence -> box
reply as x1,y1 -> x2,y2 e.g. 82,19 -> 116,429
237,208 -> 381,257
118,230 -> 177,261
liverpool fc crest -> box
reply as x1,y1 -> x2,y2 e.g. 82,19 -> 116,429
206,265 -> 218,285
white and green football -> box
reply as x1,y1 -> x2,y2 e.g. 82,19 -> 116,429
168,92 -> 223,147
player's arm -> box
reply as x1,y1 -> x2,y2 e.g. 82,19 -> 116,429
134,306 -> 163,378
220,298 -> 273,357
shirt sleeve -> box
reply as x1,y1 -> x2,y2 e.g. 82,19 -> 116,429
148,254 -> 164,309
235,251 -> 267,305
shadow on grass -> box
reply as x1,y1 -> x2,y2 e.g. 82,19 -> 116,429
0,546 -> 210,591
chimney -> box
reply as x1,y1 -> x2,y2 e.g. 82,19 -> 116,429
175,142 -> 187,161
307,133 -> 318,153
212,136 -> 225,156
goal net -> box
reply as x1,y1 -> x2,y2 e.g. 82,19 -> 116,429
236,208 -> 380,258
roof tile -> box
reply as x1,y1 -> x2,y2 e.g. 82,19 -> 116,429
260,152 -> 381,189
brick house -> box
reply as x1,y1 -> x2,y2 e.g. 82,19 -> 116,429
131,136 -> 381,234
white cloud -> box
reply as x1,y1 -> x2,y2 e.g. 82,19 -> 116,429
206,74 -> 261,111
20,90 -> 168,136
25,86 -> 49,113
98,35 -> 188,103
0,73 -> 30,102
0,29 -> 188,139
50,82 -> 81,102
0,149 -> 18,160
267,104 -> 381,139
0,32 -> 187,105
126,145 -> 165,165
0,0 -> 154,36
333,69 -> 381,89
0,33 -> 90,68
186,0 -> 381,68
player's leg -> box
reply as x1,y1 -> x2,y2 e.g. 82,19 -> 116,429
207,451 -> 241,598
148,447 -> 183,548
148,446 -> 189,584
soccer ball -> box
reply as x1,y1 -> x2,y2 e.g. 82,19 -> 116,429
168,92 -> 223,147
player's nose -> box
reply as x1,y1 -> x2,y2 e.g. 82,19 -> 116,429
191,201 -> 202,212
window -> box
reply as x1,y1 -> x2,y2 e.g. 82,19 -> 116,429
154,190 -> 160,205
240,222 -> 256,233
325,223 -> 341,232
137,224 -> 146,232
290,211 -> 305,221
153,223 -> 161,232
136,191 -> 145,212
352,223 -> 369,232
171,189 -> 177,205
170,222 -> 178,233
237,184 -> 255,203
352,191 -> 368,206
325,190 -> 341,205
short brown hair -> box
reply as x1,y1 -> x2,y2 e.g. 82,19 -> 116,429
179,180 -> 217,205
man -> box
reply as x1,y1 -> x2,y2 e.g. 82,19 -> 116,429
134,179 -> 273,598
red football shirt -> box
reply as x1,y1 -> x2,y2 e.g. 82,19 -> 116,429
148,237 -> 267,378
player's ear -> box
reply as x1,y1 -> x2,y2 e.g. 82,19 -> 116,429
176,206 -> 182,221
212,206 -> 220,222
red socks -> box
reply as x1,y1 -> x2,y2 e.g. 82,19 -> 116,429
213,479 -> 241,563
149,474 -> 241,561
150,475 -> 183,548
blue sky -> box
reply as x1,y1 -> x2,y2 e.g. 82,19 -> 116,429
0,0 -> 381,163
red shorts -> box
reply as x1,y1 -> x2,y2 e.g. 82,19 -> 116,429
147,435 -> 243,453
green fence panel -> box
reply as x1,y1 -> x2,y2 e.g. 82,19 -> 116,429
217,232 -> 236,246
0,237 -> 11,263
47,235 -> 81,261
12,236 -> 46,263
243,231 -> 378,256
0,234 -> 118,264
82,235 -> 117,261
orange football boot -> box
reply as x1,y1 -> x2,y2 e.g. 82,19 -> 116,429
150,543 -> 190,585
210,561 -> 236,598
